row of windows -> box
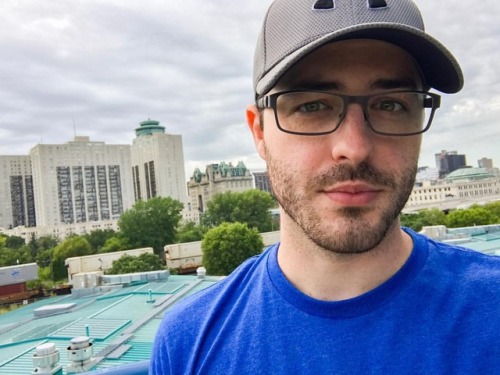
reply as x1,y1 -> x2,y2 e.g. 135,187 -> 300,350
458,183 -> 497,190
409,187 -> 498,202
56,165 -> 123,224
460,189 -> 497,197
414,187 -> 452,194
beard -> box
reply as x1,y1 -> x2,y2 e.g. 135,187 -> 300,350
266,145 -> 417,254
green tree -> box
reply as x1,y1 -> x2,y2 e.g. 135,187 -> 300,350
202,222 -> 264,276
176,221 -> 206,243
420,208 -> 447,226
36,248 -> 53,268
84,229 -> 117,253
5,235 -> 25,249
401,208 -> 447,232
0,248 -> 19,267
445,207 -> 496,228
27,235 -> 59,265
400,213 -> 425,231
51,236 -> 92,281
37,235 -> 60,250
99,236 -> 132,253
107,253 -> 164,275
481,202 -> 500,222
0,235 -> 6,248
201,190 -> 275,232
118,197 -> 183,255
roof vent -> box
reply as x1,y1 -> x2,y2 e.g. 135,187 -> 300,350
32,342 -> 63,375
197,267 -> 206,279
66,336 -> 97,373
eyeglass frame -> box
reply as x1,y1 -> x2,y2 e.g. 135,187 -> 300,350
256,89 -> 441,137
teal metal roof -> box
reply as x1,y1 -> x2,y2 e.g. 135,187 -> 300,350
0,274 -> 220,374
443,225 -> 500,256
134,119 -> 165,137
444,167 -> 494,181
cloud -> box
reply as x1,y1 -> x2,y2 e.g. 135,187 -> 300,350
0,0 -> 498,178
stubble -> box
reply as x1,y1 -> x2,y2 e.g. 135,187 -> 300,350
266,145 -> 417,254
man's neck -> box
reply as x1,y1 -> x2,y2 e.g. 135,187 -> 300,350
276,217 -> 413,301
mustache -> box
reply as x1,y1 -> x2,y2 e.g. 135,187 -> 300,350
314,162 -> 397,189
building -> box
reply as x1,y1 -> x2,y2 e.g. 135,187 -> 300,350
415,166 -> 439,183
187,161 -> 254,222
435,150 -> 466,178
477,157 -> 499,177
131,120 -> 188,205
29,136 -> 133,227
1,219 -> 119,242
0,263 -> 38,298
405,168 -> 500,211
0,156 -> 36,229
478,157 -> 493,169
253,170 -> 273,195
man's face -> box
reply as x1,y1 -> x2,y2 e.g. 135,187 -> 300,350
247,40 -> 423,254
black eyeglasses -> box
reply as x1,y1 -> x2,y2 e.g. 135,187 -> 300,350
257,90 -> 441,136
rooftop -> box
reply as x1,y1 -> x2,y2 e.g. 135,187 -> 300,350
422,224 -> 500,256
445,167 -> 494,181
0,273 -> 220,374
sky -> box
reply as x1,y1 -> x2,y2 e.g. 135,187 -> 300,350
0,0 -> 498,179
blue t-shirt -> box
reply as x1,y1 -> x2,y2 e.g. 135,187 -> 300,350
150,229 -> 499,374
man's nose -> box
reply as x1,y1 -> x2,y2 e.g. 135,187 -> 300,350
328,104 -> 374,165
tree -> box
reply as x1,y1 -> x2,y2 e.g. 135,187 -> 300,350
202,222 -> 264,276
51,236 -> 92,281
84,229 -> 117,253
107,253 -> 164,275
481,202 -> 500,222
37,235 -> 60,250
99,236 -> 132,253
36,248 -> 53,268
400,208 -> 446,232
5,235 -> 25,249
176,221 -> 206,243
28,235 -> 59,263
0,235 -> 6,248
118,197 -> 183,255
445,207 -> 496,228
0,247 -> 20,267
201,190 -> 275,232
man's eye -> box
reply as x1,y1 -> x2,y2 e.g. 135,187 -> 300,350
298,101 -> 328,112
375,100 -> 406,112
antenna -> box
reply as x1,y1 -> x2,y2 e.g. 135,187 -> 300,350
73,116 -> 77,138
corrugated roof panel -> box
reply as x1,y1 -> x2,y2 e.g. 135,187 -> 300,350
0,275 -> 221,374
49,318 -> 131,340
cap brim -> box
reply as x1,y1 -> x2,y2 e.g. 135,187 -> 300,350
256,23 -> 463,96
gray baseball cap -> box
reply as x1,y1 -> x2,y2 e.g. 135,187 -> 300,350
254,0 -> 463,96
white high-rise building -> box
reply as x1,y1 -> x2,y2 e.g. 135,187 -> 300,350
131,119 -> 188,205
30,136 -> 133,227
0,156 -> 36,229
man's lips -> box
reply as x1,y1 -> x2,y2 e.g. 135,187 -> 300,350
322,183 -> 382,206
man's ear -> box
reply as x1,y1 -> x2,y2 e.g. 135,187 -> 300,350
246,104 -> 266,160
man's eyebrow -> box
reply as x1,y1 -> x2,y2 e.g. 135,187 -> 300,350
280,80 -> 344,92
370,78 -> 419,90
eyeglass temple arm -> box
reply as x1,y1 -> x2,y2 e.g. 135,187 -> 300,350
424,94 -> 440,109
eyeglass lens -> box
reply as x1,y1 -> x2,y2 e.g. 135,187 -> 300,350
275,91 -> 435,135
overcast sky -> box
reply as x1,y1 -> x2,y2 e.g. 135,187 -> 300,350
0,0 -> 498,179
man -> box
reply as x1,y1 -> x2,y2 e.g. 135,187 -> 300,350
150,0 -> 499,373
